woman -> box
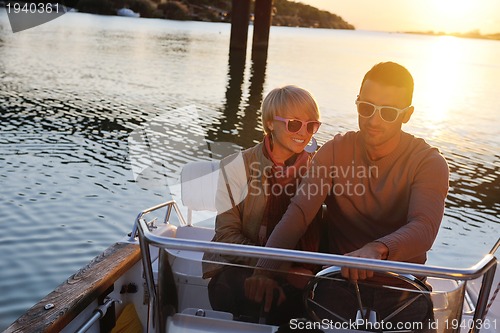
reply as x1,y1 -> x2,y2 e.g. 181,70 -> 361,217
202,85 -> 322,324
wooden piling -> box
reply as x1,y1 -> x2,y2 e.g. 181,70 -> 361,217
252,0 -> 273,51
229,0 -> 251,51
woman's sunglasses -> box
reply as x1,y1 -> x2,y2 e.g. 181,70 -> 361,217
355,100 -> 411,123
274,116 -> 321,134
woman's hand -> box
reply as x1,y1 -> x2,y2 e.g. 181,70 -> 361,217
244,271 -> 286,313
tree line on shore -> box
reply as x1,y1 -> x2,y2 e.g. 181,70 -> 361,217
73,0 -> 355,30
406,29 -> 500,41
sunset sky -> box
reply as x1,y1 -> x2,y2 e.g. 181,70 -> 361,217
298,0 -> 500,34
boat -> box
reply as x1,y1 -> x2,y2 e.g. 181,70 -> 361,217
4,160 -> 500,333
116,8 -> 140,18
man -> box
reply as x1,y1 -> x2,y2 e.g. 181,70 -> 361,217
245,62 -> 449,323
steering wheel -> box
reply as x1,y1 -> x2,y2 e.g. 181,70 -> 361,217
303,266 -> 433,332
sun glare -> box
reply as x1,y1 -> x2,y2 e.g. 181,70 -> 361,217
433,0 -> 474,15
417,36 -> 466,125
430,0 -> 478,33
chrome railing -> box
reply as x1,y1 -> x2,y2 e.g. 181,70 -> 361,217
134,200 -> 499,333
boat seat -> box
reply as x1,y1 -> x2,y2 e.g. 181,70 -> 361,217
161,160 -> 220,312
167,225 -> 215,279
166,225 -> 215,311
180,160 -> 220,225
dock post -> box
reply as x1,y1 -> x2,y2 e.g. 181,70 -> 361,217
252,0 -> 273,51
229,0 -> 251,51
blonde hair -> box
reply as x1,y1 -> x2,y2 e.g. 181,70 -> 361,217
261,85 -> 320,135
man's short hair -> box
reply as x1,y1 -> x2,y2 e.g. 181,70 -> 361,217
360,62 -> 414,105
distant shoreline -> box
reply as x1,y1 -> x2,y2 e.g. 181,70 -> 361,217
403,30 -> 500,41
0,3 -> 497,41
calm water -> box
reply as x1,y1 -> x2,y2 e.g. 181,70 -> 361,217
0,9 -> 499,329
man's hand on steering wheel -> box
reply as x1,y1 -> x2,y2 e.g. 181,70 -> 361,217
341,241 -> 389,281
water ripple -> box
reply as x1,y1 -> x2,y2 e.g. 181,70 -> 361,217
1,11 -> 499,330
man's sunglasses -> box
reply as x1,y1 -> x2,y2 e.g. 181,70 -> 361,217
355,100 -> 411,123
274,116 -> 321,134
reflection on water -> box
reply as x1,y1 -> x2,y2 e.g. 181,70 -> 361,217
0,10 -> 498,330
419,37 -> 463,123
208,48 -> 267,148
